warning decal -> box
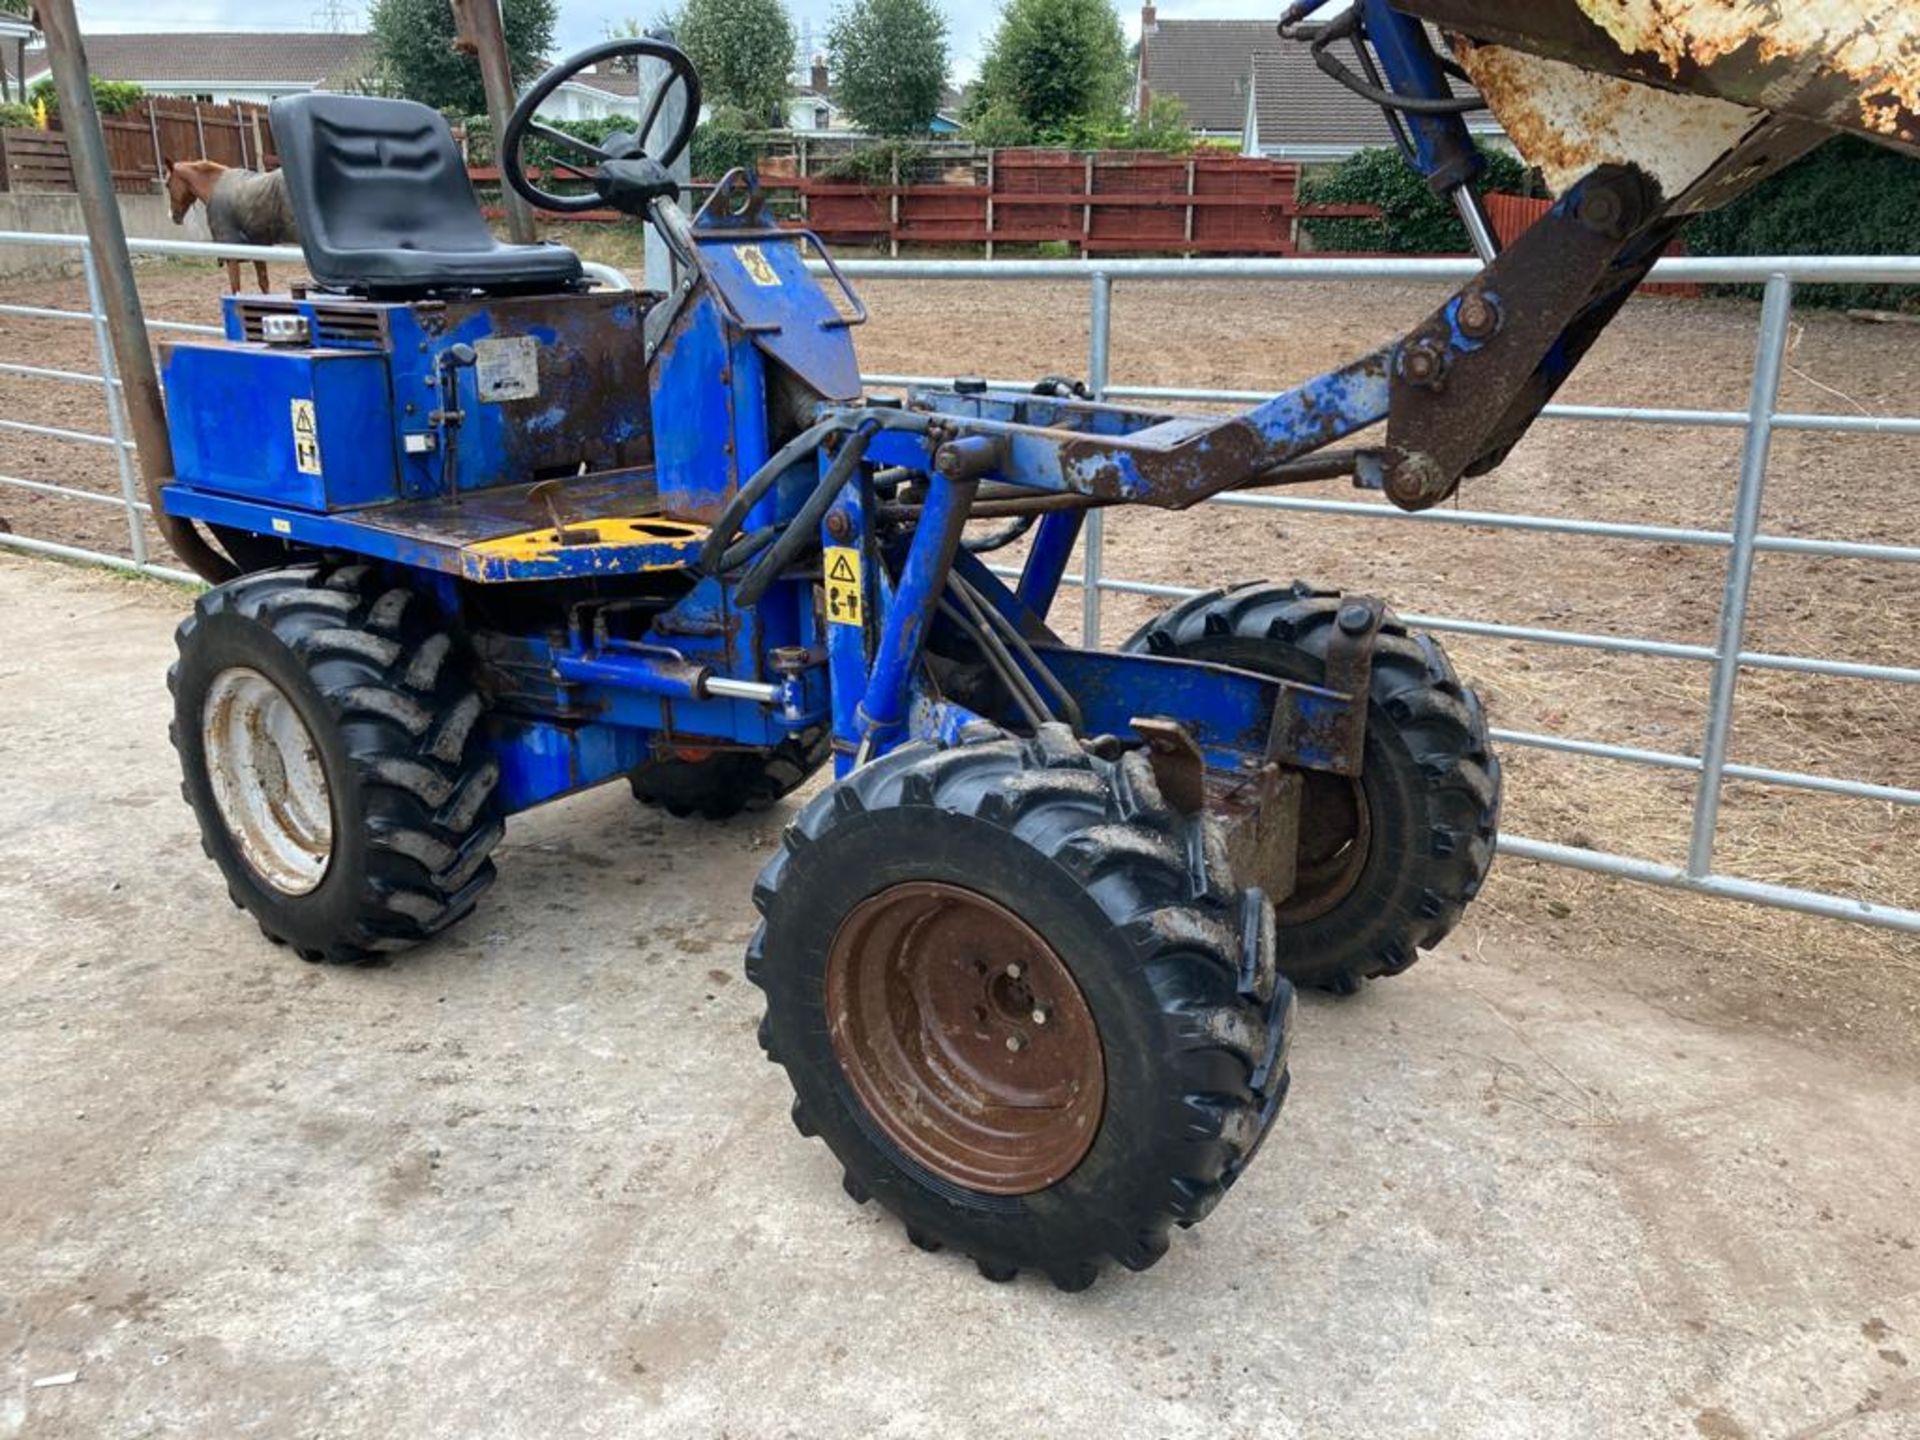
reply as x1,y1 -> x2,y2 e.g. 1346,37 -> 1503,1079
824,546 -> 863,627
290,398 -> 322,476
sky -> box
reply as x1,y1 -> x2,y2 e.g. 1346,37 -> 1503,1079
65,0 -> 1294,84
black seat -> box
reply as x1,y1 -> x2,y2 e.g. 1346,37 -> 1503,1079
269,93 -> 584,298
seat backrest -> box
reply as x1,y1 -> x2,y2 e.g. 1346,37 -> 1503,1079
272,93 -> 498,259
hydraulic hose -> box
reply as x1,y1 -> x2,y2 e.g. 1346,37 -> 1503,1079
731,424 -> 875,608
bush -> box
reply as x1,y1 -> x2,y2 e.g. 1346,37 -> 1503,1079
820,139 -> 926,185
0,101 -> 34,129
689,106 -> 763,181
1299,144 -> 1528,253
28,76 -> 146,116
1683,137 -> 1920,311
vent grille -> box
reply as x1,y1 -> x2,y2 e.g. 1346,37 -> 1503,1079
311,307 -> 387,346
233,301 -> 387,348
235,300 -> 298,343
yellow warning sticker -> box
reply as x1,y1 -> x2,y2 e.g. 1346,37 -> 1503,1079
824,546 -> 863,627
737,243 -> 780,287
290,398 -> 322,476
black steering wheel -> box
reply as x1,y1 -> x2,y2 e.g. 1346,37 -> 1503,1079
502,39 -> 702,214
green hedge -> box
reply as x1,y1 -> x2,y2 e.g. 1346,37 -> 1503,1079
1684,137 -> 1920,311
0,101 -> 34,129
28,76 -> 146,116
1299,144 -> 1529,253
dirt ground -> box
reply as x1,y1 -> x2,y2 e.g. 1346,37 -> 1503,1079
2,256 -> 1915,1063
4,557 -> 1919,1440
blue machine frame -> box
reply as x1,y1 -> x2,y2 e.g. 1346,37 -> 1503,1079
157,11 -> 1684,825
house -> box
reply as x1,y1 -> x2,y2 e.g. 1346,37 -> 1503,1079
1,15 -> 36,106
782,61 -> 961,134
17,31 -> 680,126
533,65 -> 655,123
20,31 -> 373,107
1134,6 -> 1503,160
786,60 -> 851,133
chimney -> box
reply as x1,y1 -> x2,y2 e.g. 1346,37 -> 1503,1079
811,57 -> 829,94
1137,5 -> 1158,112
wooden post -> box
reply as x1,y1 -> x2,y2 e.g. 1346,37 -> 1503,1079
888,147 -> 900,258
984,147 -> 994,260
1081,153 -> 1093,258
192,101 -> 206,157
449,0 -> 536,244
1183,156 -> 1195,259
250,109 -> 266,171
146,100 -> 162,177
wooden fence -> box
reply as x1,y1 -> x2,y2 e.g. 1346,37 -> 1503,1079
474,148 -> 1380,258
0,97 -> 277,194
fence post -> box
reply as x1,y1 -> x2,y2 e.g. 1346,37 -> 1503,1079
192,102 -> 206,157
1081,153 -> 1094,257
1183,156 -> 1196,259
888,149 -> 900,259
146,102 -> 161,178
1082,272 -> 1113,646
984,148 -> 994,261
81,241 -> 147,567
1686,273 -> 1795,878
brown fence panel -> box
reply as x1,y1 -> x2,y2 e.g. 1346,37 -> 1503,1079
99,110 -> 161,190
1087,154 -> 1188,252
0,128 -> 73,192
1189,157 -> 1298,254
896,184 -> 988,245
991,150 -> 1081,244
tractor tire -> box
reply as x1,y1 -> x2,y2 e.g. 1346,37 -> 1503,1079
169,562 -> 502,963
747,724 -> 1293,1291
628,728 -> 830,820
1126,581 -> 1500,994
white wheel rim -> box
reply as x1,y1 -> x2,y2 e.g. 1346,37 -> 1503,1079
201,666 -> 335,896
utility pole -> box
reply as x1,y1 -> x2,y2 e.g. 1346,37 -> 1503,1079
30,0 -> 235,582
449,0 -> 536,244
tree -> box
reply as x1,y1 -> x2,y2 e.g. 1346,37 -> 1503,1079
666,0 -> 794,126
826,0 -> 948,137
366,0 -> 557,116
968,0 -> 1129,143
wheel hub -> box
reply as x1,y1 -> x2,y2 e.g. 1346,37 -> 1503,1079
1280,770 -> 1371,923
824,882 -> 1105,1195
201,667 -> 334,896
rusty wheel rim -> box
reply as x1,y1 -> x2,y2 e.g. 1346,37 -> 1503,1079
1277,771 -> 1372,925
825,882 -> 1105,1195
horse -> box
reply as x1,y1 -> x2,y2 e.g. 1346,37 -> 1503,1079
164,159 -> 300,294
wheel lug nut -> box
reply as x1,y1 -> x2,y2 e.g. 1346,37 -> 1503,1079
1005,1034 -> 1025,1053
1005,962 -> 1023,980
1031,1005 -> 1051,1026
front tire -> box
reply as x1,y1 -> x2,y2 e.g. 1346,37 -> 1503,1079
1128,581 -> 1500,994
748,725 -> 1293,1290
170,562 -> 502,962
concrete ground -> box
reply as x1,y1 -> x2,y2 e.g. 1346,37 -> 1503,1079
3,554 -> 1917,1440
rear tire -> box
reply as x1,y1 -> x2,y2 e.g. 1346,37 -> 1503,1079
1127,581 -> 1500,994
748,724 -> 1293,1289
170,562 -> 501,963
628,727 -> 829,820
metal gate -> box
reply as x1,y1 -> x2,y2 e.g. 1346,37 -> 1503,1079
2,231 -> 1916,931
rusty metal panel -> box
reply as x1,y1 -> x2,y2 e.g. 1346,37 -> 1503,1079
1396,0 -> 1920,153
